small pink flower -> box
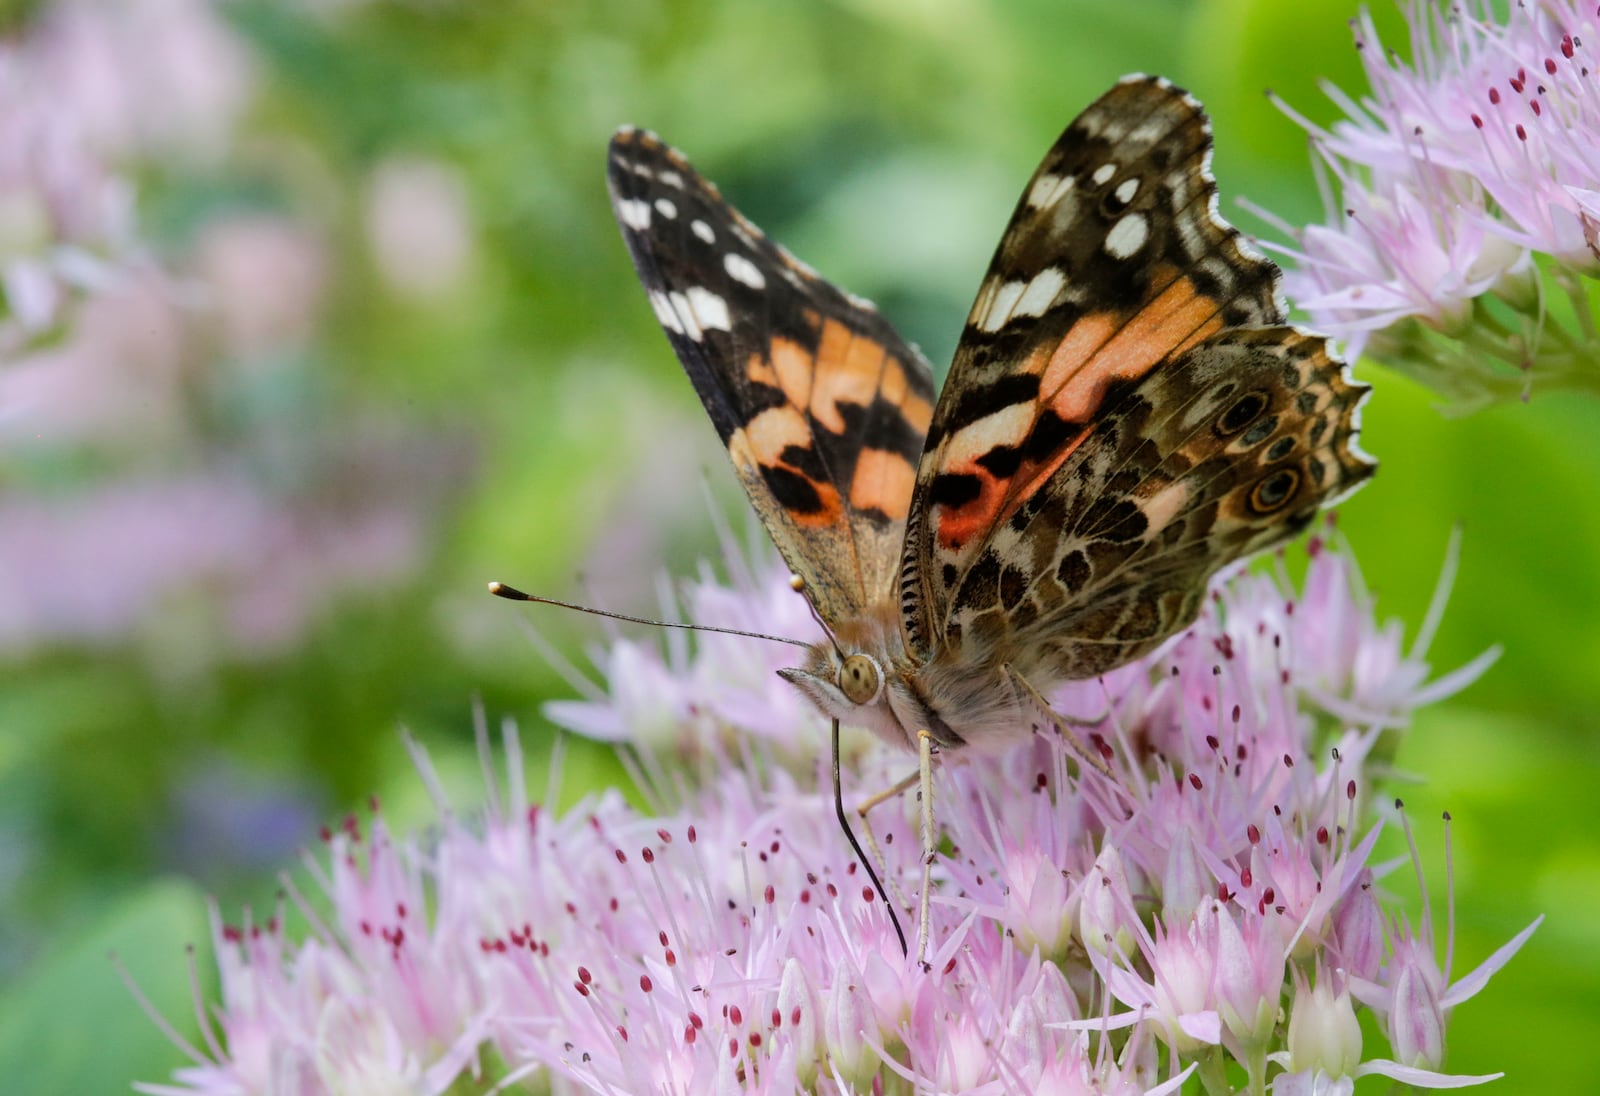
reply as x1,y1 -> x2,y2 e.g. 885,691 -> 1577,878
365,157 -> 474,300
1213,899 -> 1287,1048
1285,964 -> 1364,1077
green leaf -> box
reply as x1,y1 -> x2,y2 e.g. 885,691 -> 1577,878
0,879 -> 210,1093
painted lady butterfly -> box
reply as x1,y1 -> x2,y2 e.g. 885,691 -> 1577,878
605,76 -> 1374,957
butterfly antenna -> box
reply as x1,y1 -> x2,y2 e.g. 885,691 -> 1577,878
832,718 -> 907,956
488,582 -> 813,650
789,574 -> 846,659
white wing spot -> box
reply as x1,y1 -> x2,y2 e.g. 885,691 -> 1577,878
654,197 -> 678,219
1091,163 -> 1117,186
649,290 -> 684,334
974,268 -> 1065,331
1013,267 -> 1065,318
1105,213 -> 1149,259
658,170 -> 684,188
976,278 -> 1026,333
724,252 -> 766,290
691,219 -> 716,244
616,198 -> 652,230
1129,116 -> 1174,145
1114,178 -> 1140,205
683,286 -> 731,333
1028,172 -> 1074,209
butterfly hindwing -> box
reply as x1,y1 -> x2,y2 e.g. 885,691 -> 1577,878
958,326 -> 1371,684
607,128 -> 937,624
899,76 -> 1373,674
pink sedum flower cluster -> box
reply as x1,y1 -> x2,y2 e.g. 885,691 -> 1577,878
1265,0 -> 1600,409
0,0 -> 250,355
0,2 -> 466,659
140,535 -> 1538,1095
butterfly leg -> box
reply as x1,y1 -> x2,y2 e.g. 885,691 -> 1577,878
914,728 -> 937,966
853,767 -> 922,917
1002,665 -> 1119,783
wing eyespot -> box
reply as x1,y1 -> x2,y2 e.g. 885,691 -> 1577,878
1216,390 -> 1269,436
1249,467 -> 1301,514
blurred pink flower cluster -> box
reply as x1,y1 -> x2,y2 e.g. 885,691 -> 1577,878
143,537 -> 1537,1094
0,0 -> 249,352
0,1 -> 474,658
1265,0 -> 1600,408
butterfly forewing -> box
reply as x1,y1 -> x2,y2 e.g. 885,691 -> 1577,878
898,76 -> 1374,676
607,128 -> 938,624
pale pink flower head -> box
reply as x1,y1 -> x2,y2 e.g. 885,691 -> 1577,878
1267,1 -> 1600,408
365,157 -> 474,300
138,540 -> 1535,1093
191,214 -> 330,360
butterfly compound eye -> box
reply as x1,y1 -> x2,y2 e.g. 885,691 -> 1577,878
838,654 -> 883,705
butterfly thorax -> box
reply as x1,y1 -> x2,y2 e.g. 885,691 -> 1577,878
778,601 -> 1028,754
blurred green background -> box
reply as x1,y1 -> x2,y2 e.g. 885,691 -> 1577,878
0,0 -> 1593,1091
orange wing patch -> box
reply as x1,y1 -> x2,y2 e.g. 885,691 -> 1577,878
737,315 -> 932,530
926,270 -> 1232,554
1039,269 -> 1222,422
